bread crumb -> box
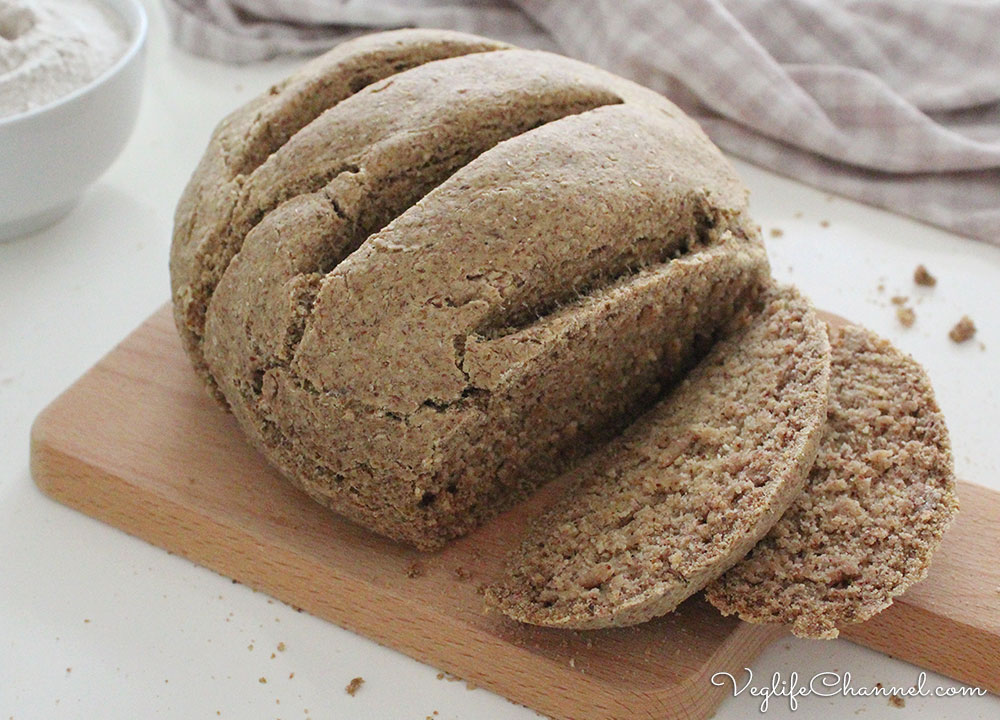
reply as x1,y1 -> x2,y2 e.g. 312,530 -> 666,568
405,561 -> 424,578
877,283 -> 885,293
888,693 -> 905,708
949,316 -> 976,343
345,677 -> 364,696
896,307 -> 915,327
914,265 -> 936,287
820,220 -> 830,228
890,296 -> 908,306
453,566 -> 472,581
436,672 -> 445,680
769,227 -> 784,238
794,211 -> 803,218
259,677 -> 267,684
277,642 -> 286,652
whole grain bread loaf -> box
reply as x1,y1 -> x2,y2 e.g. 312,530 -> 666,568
705,324 -> 959,638
485,284 -> 831,628
170,30 -> 770,549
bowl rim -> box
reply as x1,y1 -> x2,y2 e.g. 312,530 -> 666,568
0,0 -> 149,128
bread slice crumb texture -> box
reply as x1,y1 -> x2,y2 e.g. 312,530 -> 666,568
705,324 -> 959,639
486,284 -> 831,628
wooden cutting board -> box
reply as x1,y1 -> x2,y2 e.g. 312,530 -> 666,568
30,305 -> 1000,720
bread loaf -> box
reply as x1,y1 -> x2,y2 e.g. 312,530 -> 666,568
170,30 -> 769,549
486,284 -> 831,628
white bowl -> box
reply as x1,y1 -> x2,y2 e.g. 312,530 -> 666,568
0,0 -> 148,242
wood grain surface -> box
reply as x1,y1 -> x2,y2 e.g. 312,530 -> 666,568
31,304 -> 1000,719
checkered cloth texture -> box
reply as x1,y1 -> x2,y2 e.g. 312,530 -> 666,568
162,0 -> 1000,244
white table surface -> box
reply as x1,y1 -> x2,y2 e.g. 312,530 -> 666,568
2,2 -> 998,718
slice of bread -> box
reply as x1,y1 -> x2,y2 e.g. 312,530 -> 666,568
486,284 -> 830,628
705,325 -> 959,638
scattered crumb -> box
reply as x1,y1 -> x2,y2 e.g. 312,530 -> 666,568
888,693 -> 905,709
405,561 -> 424,579
794,211 -> 803,218
914,264 -> 937,287
769,227 -> 784,238
890,296 -> 908,306
270,653 -> 276,659
277,642 -> 286,652
876,682 -> 884,689
949,316 -> 976,343
345,677 -> 364,696
289,672 -> 295,679
820,220 -> 830,228
66,667 -> 71,673
436,672 -> 445,680
248,644 -> 254,651
896,307 -> 916,327
83,619 -> 90,624
259,677 -> 267,684
475,582 -> 487,596
453,566 -> 472,581
877,283 -> 885,293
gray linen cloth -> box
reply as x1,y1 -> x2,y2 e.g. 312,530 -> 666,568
162,0 -> 1000,244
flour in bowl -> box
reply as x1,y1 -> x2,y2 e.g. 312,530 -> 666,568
0,0 -> 128,118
